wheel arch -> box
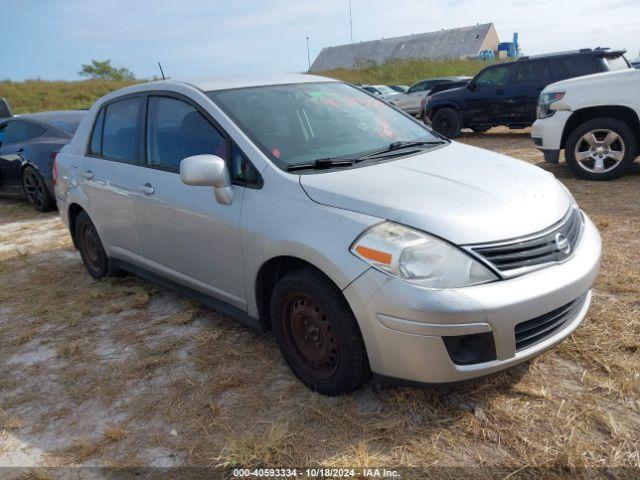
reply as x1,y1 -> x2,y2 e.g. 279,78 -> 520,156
254,255 -> 353,331
67,202 -> 86,249
561,106 -> 640,149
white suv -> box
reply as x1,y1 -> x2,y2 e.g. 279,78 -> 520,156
532,68 -> 640,180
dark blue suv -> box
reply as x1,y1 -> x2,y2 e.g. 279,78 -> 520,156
424,48 -> 630,138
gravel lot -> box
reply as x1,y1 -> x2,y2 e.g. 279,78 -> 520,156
0,128 -> 638,479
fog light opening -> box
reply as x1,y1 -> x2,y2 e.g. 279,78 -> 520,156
443,332 -> 497,365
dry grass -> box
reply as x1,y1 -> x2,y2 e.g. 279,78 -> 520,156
0,129 -> 638,478
0,79 -> 139,114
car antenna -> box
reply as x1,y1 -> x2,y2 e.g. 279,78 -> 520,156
158,61 -> 166,80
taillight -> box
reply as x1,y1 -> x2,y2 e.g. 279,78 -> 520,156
51,152 -> 58,185
421,97 -> 426,109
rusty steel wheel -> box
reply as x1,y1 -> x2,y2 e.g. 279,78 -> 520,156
282,294 -> 340,379
75,211 -> 111,279
271,267 -> 370,395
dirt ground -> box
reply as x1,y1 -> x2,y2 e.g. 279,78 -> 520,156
0,128 -> 638,479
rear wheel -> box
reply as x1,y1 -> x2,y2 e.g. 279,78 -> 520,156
22,166 -> 55,212
75,211 -> 113,279
432,108 -> 461,138
271,268 -> 370,395
565,118 -> 637,180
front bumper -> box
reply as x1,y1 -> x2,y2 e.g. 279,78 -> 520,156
343,213 -> 601,384
531,110 -> 572,151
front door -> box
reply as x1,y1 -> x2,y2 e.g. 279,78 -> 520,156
79,96 -> 146,266
506,60 -> 552,124
465,64 -> 515,125
134,94 -> 246,309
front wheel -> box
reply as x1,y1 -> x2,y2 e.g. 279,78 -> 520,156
22,166 -> 55,212
271,268 -> 370,395
565,118 -> 637,180
431,108 -> 461,138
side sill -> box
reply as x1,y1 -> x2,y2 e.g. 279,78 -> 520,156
111,258 -> 268,333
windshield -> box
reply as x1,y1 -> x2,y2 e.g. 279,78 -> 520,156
374,85 -> 398,95
603,54 -> 630,71
207,82 -> 439,169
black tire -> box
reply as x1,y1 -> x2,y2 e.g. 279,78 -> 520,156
75,211 -> 114,279
22,166 -> 55,212
432,108 -> 462,138
470,126 -> 490,133
565,118 -> 637,181
270,268 -> 370,395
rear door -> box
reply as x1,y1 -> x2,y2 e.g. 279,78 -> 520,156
0,120 -> 46,194
506,60 -> 553,124
79,96 -> 146,266
134,94 -> 248,309
465,64 -> 515,125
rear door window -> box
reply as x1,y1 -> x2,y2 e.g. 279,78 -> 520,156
101,97 -> 142,163
2,120 -> 46,145
145,96 -> 227,171
514,61 -> 551,84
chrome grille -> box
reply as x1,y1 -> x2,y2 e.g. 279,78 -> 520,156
469,208 -> 583,277
515,293 -> 587,351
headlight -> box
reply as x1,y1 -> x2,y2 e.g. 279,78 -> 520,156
537,91 -> 565,119
350,222 -> 498,288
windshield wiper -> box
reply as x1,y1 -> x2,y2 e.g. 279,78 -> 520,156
286,157 -> 359,171
286,140 -> 447,172
361,140 -> 446,159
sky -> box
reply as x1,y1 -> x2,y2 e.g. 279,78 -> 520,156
2,0 -> 639,81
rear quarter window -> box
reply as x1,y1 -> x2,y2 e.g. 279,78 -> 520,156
550,56 -> 600,80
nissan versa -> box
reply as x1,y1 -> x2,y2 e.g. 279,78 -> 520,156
54,74 -> 601,395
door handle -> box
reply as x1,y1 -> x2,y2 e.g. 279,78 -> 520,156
82,170 -> 94,179
17,148 -> 24,153
138,183 -> 155,195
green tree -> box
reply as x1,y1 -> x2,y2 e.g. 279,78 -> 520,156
79,59 -> 136,81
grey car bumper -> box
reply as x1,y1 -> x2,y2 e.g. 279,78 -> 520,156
343,213 -> 601,384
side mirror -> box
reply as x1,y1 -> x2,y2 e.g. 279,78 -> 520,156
180,154 -> 233,205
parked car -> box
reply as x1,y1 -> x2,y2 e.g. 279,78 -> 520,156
425,48 -> 631,138
389,77 -> 470,115
532,68 -> 639,180
630,61 -> 640,69
55,74 -> 601,395
358,84 -> 399,99
420,78 -> 472,122
389,85 -> 409,93
0,110 -> 85,211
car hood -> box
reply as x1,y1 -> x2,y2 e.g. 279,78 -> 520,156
544,68 -> 637,92
299,142 -> 572,245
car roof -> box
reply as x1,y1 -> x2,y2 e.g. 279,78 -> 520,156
518,48 -> 627,61
169,73 -> 335,92
10,110 -> 86,124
